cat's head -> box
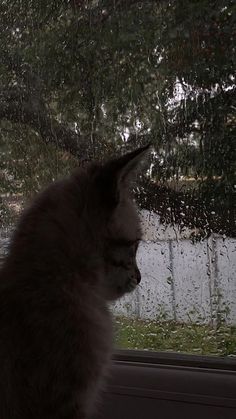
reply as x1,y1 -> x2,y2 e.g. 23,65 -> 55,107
85,144 -> 150,300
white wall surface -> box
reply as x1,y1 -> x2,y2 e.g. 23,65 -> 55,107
1,211 -> 236,325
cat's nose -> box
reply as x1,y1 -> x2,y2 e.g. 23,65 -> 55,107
135,267 -> 141,284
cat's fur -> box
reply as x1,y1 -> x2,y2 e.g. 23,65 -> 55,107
0,145 -> 149,419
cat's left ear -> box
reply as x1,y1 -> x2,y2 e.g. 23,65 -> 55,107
97,143 -> 151,207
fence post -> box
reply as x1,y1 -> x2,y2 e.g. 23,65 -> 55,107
168,240 -> 177,322
207,235 -> 220,327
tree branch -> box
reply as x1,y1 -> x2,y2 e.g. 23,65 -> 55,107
0,88 -> 90,160
136,178 -> 235,238
169,87 -> 236,137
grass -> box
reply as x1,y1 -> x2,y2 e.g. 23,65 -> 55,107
114,317 -> 236,357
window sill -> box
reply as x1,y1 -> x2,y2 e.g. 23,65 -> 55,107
95,350 -> 236,419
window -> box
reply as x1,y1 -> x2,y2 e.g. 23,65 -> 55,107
0,0 -> 235,364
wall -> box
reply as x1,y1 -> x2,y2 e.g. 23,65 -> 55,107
1,210 -> 236,325
113,211 -> 236,325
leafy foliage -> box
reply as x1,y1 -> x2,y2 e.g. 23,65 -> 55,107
0,0 -> 235,235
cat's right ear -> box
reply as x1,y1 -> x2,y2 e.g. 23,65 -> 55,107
96,144 -> 151,208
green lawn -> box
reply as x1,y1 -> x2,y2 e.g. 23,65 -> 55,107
114,317 -> 236,357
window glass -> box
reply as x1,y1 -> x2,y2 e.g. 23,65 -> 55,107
0,1 -> 235,356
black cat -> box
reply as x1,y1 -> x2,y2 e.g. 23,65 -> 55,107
0,145 -> 149,419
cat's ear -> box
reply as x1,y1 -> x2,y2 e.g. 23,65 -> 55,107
97,144 -> 151,208
108,143 -> 151,185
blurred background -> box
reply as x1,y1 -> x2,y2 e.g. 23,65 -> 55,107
0,0 -> 235,356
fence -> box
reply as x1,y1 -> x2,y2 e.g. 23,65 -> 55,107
1,213 -> 236,326
113,235 -> 236,325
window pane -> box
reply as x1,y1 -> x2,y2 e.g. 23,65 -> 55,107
0,1 -> 235,357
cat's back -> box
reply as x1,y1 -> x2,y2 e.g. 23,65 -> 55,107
0,266 -> 112,419
0,172 -> 112,418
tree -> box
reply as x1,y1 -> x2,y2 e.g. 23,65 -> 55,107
0,0 -> 235,236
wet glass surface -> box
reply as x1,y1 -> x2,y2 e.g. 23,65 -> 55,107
0,0 -> 235,356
